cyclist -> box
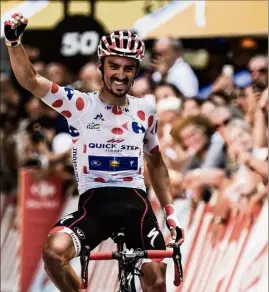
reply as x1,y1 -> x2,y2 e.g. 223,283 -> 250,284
5,13 -> 184,292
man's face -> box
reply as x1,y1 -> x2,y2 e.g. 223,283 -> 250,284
153,39 -> 176,67
248,57 -> 268,87
211,107 -> 232,136
103,56 -> 137,97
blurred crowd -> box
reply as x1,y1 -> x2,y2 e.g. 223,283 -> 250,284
1,36 -> 268,233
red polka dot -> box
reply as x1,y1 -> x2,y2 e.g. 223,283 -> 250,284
94,177 -> 105,183
148,116 -> 154,127
137,110 -> 145,121
122,122 -> 128,130
51,83 -> 59,94
72,139 -> 78,144
52,99 -> 63,108
61,111 -> 72,118
123,177 -> 133,181
76,97 -> 84,111
83,166 -> 88,174
138,168 -> 142,174
111,128 -> 123,135
150,145 -> 159,154
112,106 -> 122,115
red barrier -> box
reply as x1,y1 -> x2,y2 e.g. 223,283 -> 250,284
177,201 -> 268,292
18,168 -> 65,292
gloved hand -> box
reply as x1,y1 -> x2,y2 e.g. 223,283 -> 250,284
4,13 -> 27,46
164,204 -> 184,245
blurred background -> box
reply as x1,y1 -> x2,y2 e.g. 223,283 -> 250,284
1,1 -> 268,292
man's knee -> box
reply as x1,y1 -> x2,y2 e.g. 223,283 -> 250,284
141,262 -> 166,292
43,231 -> 76,268
146,279 -> 166,292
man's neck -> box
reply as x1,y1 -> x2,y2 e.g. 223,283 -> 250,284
99,88 -> 128,106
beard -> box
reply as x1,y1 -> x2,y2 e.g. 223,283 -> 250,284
110,86 -> 130,97
106,77 -> 132,97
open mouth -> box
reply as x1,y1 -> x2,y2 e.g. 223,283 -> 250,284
112,78 -> 128,88
113,80 -> 125,86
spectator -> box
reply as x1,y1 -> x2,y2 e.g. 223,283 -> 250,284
245,55 -> 268,125
248,55 -> 268,89
208,90 -> 231,106
151,37 -> 199,97
153,82 -> 183,102
253,88 -> 268,148
130,76 -> 152,98
170,115 -> 226,171
45,62 -> 73,86
181,97 -> 202,118
32,61 -> 46,76
200,99 -> 217,118
210,106 -> 233,138
77,62 -> 102,92
225,119 -> 268,181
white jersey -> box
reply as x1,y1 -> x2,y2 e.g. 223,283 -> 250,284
42,83 -> 159,194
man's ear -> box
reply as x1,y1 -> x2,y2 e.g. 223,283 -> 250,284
98,60 -> 102,71
98,58 -> 104,75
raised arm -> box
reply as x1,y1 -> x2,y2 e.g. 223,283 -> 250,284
5,13 -> 51,98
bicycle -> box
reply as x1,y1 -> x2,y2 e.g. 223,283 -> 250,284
80,228 -> 183,292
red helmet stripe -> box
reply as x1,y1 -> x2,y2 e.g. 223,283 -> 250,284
119,30 -> 124,48
110,32 -> 116,49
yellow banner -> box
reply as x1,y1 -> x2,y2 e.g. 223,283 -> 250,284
134,1 -> 268,38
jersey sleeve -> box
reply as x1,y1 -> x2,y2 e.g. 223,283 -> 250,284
143,101 -> 160,155
41,82 -> 92,123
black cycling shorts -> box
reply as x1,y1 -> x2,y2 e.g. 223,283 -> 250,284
51,187 -> 166,256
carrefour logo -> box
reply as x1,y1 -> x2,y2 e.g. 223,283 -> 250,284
30,181 -> 56,198
132,122 -> 145,134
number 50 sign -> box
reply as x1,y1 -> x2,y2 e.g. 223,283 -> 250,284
52,14 -> 106,73
61,31 -> 99,57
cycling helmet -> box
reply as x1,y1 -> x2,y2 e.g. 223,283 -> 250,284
97,30 -> 145,61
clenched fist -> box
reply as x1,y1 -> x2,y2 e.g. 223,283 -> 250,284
4,13 -> 28,46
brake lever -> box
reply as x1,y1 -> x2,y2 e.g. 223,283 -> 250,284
170,243 -> 183,286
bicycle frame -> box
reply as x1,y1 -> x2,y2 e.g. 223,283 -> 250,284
80,228 -> 183,291
111,229 -> 137,291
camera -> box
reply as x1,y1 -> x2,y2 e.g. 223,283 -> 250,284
252,82 -> 266,93
26,122 -> 45,145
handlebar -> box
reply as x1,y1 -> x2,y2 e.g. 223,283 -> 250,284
89,249 -> 173,260
89,244 -> 183,286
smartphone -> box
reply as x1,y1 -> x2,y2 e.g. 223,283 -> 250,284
151,51 -> 160,61
222,65 -> 234,77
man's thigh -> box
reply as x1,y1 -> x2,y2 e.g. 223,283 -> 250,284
51,208 -> 113,257
124,190 -> 166,251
